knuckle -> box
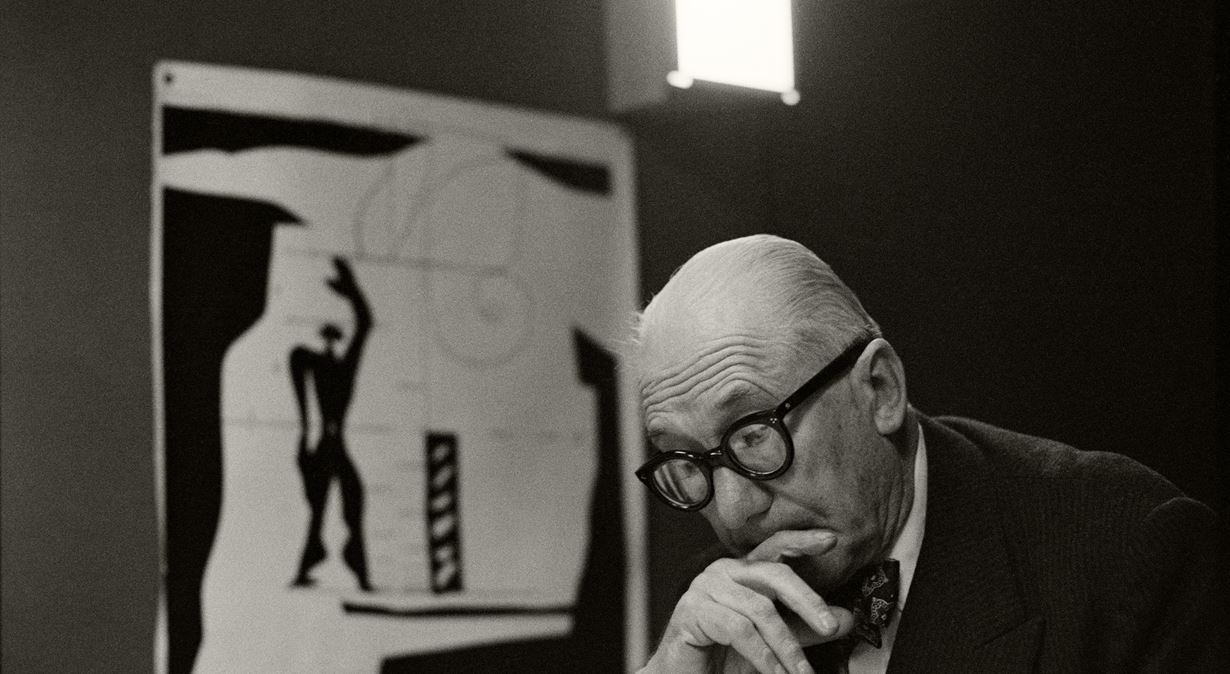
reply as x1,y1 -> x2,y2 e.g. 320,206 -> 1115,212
728,614 -> 757,641
686,572 -> 720,595
735,623 -> 759,643
693,563 -> 724,587
673,589 -> 710,620
745,593 -> 777,622
674,593 -> 699,615
684,574 -> 707,594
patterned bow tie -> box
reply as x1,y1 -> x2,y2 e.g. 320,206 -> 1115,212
831,558 -> 900,648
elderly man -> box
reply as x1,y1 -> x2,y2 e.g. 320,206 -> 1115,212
630,235 -> 1222,673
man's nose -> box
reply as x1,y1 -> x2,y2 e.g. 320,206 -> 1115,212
708,466 -> 771,528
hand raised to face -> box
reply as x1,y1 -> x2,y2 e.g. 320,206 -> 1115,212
640,529 -> 856,674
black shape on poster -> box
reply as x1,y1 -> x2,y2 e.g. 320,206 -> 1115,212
161,187 -> 302,674
163,106 -> 422,155
507,150 -> 612,195
289,257 -> 373,592
381,328 -> 626,673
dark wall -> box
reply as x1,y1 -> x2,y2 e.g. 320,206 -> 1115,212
1,0 -> 1221,671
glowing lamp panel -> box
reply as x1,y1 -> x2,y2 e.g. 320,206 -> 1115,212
673,0 -> 795,95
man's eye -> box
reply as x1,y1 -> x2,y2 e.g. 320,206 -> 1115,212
732,424 -> 769,447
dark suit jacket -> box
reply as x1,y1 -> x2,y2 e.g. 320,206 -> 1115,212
879,415 -> 1226,672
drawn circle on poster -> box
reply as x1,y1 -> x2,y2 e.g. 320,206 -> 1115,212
353,147 -> 429,259
427,268 -> 533,368
418,156 -> 533,367
422,159 -> 524,267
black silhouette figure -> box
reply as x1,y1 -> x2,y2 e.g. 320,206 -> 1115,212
290,257 -> 373,591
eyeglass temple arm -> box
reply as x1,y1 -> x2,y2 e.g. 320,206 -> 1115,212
776,341 -> 868,415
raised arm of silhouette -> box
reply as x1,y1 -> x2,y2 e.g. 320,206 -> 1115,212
328,256 -> 372,383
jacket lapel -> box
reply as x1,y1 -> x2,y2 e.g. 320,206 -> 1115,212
887,415 -> 1042,673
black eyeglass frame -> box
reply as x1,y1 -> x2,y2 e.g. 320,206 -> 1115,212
635,338 -> 872,511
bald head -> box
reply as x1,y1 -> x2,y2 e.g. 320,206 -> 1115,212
630,235 -> 880,387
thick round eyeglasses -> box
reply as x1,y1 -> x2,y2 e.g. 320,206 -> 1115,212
635,339 -> 870,511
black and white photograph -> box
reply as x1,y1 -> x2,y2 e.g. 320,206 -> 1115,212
3,1 -> 1226,672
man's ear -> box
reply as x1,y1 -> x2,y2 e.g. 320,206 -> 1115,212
854,338 -> 908,437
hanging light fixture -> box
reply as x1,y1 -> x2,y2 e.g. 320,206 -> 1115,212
606,0 -> 799,111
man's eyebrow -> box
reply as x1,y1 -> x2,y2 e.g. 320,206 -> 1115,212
642,380 -> 772,448
706,382 -> 776,432
714,382 -> 768,412
643,427 -> 673,453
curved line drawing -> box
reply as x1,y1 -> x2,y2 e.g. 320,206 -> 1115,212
421,267 -> 535,370
349,142 -> 536,369
353,148 -> 429,260
392,152 -> 527,268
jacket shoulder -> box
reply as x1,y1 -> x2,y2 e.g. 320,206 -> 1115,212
929,415 -> 1186,512
925,414 -> 1224,669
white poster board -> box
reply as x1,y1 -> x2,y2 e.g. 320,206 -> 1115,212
152,61 -> 644,673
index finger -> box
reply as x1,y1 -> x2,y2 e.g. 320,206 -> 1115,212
746,529 -> 837,562
742,530 -> 855,645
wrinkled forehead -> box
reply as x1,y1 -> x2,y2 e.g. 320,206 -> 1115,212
637,265 -> 766,362
635,300 -> 792,432
637,287 -> 757,381
639,332 -> 778,404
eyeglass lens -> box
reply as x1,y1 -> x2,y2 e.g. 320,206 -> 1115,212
651,458 -> 709,506
726,421 -> 788,472
650,421 -> 789,507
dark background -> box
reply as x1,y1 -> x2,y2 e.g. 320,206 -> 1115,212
2,0 -> 1222,671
